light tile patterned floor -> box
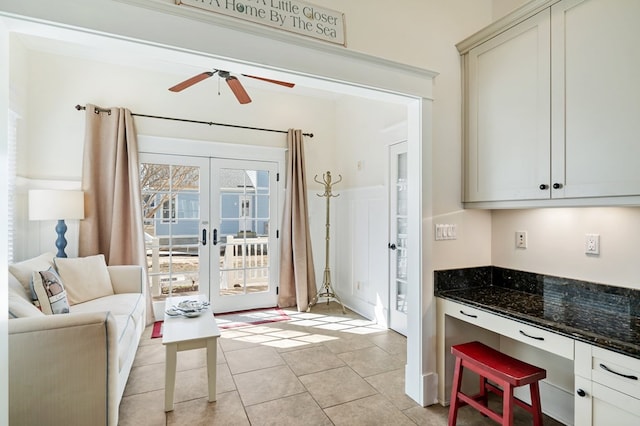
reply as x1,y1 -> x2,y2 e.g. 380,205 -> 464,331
118,302 -> 564,425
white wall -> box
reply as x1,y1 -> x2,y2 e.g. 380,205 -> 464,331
492,0 -> 529,20
13,45 -> 340,259
421,2 -> 495,272
492,207 -> 640,289
22,49 -> 339,180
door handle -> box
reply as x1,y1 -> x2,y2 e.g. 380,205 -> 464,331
212,229 -> 218,246
388,243 -> 397,250
201,229 -> 207,246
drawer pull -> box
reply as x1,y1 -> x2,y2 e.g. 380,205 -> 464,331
599,363 -> 639,381
576,389 -> 586,397
519,330 -> 544,341
459,310 -> 478,318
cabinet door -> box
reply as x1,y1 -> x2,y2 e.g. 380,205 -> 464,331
551,0 -> 640,198
575,376 -> 640,426
465,9 -> 550,202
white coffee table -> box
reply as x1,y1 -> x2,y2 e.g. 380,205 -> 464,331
162,295 -> 221,412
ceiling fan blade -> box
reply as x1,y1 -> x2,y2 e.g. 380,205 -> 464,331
169,71 -> 215,92
242,74 -> 295,88
226,76 -> 252,104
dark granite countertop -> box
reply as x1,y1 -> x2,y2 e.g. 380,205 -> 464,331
435,267 -> 640,360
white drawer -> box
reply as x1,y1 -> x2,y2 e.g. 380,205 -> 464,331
575,341 -> 640,399
497,318 -> 574,360
441,298 -> 574,360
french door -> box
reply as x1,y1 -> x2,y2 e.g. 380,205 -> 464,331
140,153 -> 279,313
388,141 -> 408,335
210,158 -> 279,312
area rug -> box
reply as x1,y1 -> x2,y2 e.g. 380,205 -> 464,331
151,307 -> 291,338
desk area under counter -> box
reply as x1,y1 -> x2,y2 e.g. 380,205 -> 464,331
435,266 -> 640,426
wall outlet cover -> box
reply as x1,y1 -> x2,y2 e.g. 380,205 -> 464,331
585,234 -> 600,255
515,231 -> 527,249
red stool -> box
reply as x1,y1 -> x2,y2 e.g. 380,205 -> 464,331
448,341 -> 546,426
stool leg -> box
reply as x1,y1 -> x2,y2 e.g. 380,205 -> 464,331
502,383 -> 514,426
478,375 -> 488,409
448,357 -> 464,426
530,381 -> 543,426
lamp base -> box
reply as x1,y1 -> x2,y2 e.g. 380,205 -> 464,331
55,219 -> 68,258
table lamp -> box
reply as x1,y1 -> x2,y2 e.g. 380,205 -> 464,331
29,189 -> 85,258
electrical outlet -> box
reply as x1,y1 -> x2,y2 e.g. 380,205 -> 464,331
515,231 -> 527,249
585,234 -> 600,255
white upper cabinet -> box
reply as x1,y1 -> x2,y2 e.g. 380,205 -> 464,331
551,0 -> 640,199
465,9 -> 551,203
460,0 -> 640,207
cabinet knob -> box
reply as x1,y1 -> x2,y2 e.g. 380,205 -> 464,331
553,183 -> 563,189
539,184 -> 549,190
576,389 -> 586,397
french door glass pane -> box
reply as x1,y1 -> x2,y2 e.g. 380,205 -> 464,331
217,167 -> 270,296
395,152 -> 408,313
141,162 -> 201,298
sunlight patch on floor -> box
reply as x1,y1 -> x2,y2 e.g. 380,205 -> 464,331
219,308 -> 386,349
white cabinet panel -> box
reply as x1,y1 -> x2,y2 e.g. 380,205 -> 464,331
551,0 -> 640,199
575,341 -> 640,425
465,9 -> 550,202
462,0 -> 640,206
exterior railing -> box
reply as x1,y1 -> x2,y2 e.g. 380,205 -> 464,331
145,234 -> 269,297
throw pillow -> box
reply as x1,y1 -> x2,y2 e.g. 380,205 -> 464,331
54,254 -> 114,305
8,252 -> 56,295
31,267 -> 70,315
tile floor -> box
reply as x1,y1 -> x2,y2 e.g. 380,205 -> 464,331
119,302 -> 564,425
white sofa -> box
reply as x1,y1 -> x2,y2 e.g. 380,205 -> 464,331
8,253 -> 146,426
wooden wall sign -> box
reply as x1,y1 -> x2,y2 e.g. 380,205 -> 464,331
177,0 -> 346,46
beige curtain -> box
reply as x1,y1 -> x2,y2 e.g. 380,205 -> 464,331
79,104 -> 153,325
279,129 -> 317,311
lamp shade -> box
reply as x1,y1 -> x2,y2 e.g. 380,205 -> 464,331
29,190 -> 85,221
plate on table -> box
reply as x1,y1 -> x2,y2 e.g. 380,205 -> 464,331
165,307 -> 181,317
183,311 -> 204,318
177,300 -> 208,312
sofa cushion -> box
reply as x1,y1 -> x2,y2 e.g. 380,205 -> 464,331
55,254 -> 114,305
8,286 -> 44,318
31,268 -> 71,315
71,293 -> 144,371
8,272 -> 30,301
8,252 -> 56,295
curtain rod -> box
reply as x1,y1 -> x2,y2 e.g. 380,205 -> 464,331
74,105 -> 314,138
